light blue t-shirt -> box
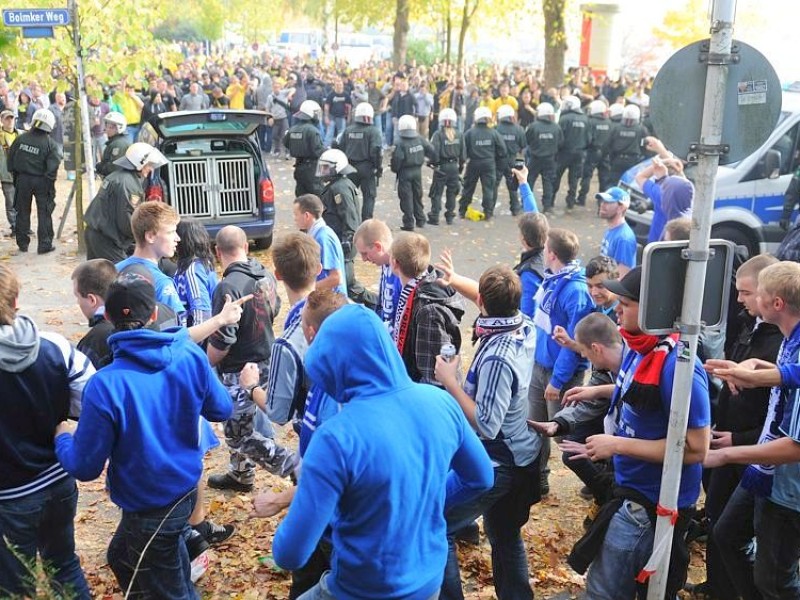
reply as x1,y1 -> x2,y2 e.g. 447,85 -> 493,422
308,219 -> 347,297
601,222 -> 637,270
116,256 -> 186,320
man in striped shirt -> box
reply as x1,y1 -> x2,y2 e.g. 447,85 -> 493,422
0,264 -> 94,598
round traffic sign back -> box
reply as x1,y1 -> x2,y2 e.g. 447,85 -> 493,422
649,39 -> 781,164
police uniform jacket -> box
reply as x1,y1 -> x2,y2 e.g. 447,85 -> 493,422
8,129 -> 61,180
284,121 -> 324,161
464,124 -> 507,162
430,128 -> 466,167
588,115 -> 612,151
525,120 -> 563,158
390,135 -> 436,174
339,122 -> 382,169
496,122 -> 526,166
608,123 -> 647,159
558,111 -> 591,153
321,175 -> 361,241
84,169 -> 143,250
96,133 -> 130,177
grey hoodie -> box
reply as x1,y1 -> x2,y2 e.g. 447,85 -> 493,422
0,314 -> 40,373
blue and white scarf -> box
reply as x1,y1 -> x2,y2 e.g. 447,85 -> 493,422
532,261 -> 582,335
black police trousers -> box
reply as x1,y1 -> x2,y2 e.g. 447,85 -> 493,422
527,155 -> 557,210
493,162 -> 521,215
351,161 -> 378,221
14,173 -> 55,252
554,150 -> 586,208
293,161 -> 321,197
397,168 -> 425,230
459,158 -> 497,217
428,161 -> 461,224
579,148 -> 611,205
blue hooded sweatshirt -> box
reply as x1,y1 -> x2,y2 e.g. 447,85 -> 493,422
55,327 -> 231,512
272,305 -> 493,600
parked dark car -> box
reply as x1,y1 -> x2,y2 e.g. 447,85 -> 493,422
139,110 -> 275,249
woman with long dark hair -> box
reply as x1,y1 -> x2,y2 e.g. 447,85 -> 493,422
173,218 -> 235,554
174,218 -> 217,327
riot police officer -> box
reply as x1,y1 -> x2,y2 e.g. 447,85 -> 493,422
459,106 -> 507,220
606,104 -> 647,188
96,112 -> 130,178
84,142 -> 168,262
7,109 -> 62,254
554,95 -> 591,211
525,102 -> 563,214
337,102 -> 382,221
285,100 -> 325,197
427,108 -> 465,225
317,149 -> 375,307
494,104 -> 527,216
391,115 -> 436,231
578,100 -> 613,205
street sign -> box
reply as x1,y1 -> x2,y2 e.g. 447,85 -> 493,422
22,26 -> 54,39
649,39 -> 781,164
639,239 -> 735,335
2,8 -> 70,27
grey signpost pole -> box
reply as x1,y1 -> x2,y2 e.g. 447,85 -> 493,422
646,0 -> 736,597
70,0 -> 95,198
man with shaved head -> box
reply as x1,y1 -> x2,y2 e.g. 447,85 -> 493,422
206,226 -> 298,492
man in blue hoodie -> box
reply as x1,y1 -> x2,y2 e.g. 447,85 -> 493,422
54,273 -> 232,599
271,304 -> 494,599
529,227 -> 594,494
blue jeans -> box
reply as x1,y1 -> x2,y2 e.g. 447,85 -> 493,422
0,476 -> 90,599
298,572 -> 440,600
107,489 -> 198,600
586,500 -> 654,600
441,463 -> 537,600
324,117 -> 346,147
753,499 -> 800,599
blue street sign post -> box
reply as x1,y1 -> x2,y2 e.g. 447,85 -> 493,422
2,8 -> 70,27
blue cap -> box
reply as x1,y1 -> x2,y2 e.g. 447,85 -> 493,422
595,186 -> 631,205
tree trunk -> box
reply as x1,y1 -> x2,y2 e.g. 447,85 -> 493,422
456,0 -> 479,68
393,0 -> 410,69
445,0 -> 452,65
543,0 -> 567,88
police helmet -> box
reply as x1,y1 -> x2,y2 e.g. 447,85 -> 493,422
296,100 -> 322,121
316,148 -> 355,178
622,104 -> 641,125
113,142 -> 168,172
562,95 -> 581,112
474,106 -> 492,124
32,109 -> 56,133
609,103 -> 625,120
104,111 -> 127,134
438,108 -> 457,127
354,102 -> 374,124
589,100 -> 607,117
536,102 -> 555,121
497,105 -> 515,123
397,114 -> 418,138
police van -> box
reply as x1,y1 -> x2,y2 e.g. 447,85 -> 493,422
624,90 -> 800,256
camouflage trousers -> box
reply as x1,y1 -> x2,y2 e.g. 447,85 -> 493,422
220,363 -> 298,485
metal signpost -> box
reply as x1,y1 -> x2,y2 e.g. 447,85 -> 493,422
642,0 -> 781,597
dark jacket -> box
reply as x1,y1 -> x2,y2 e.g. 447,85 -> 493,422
209,259 -> 281,373
96,133 -> 130,177
84,168 -> 143,256
8,129 -> 61,179
401,267 -> 465,385
716,314 -> 782,446
321,175 -> 361,242
525,119 -> 563,158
